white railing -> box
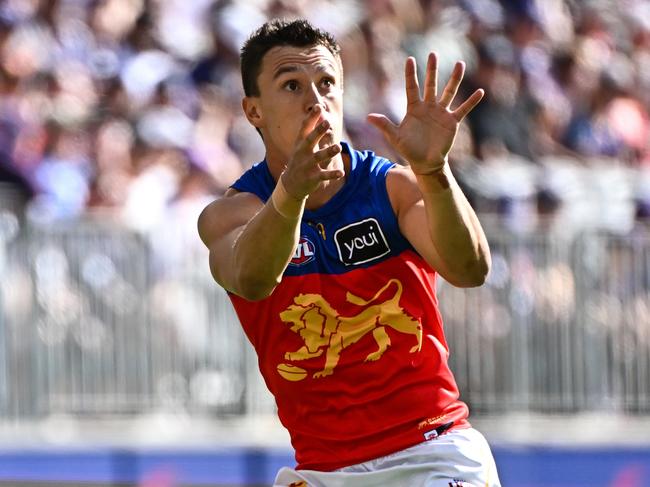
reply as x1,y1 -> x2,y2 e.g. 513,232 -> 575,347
0,213 -> 649,421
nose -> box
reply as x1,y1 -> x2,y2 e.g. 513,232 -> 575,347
305,83 -> 325,114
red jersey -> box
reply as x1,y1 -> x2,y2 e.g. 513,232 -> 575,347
228,142 -> 469,471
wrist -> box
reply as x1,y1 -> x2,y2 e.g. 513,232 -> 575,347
414,163 -> 451,193
271,174 -> 306,219
411,160 -> 445,176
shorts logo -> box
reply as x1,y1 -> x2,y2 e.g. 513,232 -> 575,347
290,237 -> 315,266
424,429 -> 440,441
334,218 -> 390,265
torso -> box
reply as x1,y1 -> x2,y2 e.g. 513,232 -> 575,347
227,142 -> 469,471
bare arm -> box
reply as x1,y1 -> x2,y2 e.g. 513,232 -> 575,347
387,165 -> 490,287
369,53 -> 491,287
198,106 -> 343,300
198,189 -> 299,300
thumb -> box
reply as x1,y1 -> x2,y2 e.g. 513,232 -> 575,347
367,113 -> 398,144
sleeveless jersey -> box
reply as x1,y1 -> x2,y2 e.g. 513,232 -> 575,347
228,141 -> 469,471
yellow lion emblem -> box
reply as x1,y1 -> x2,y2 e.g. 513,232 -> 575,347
278,279 -> 422,380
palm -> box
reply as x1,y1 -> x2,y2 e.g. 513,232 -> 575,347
368,54 -> 484,175
393,103 -> 458,166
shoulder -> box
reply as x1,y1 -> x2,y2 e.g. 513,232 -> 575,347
343,145 -> 398,204
386,164 -> 416,184
385,165 -> 422,218
357,149 -> 394,175
231,160 -> 274,201
340,141 -> 392,175
344,143 -> 416,215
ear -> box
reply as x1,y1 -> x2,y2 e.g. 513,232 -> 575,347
242,97 -> 263,128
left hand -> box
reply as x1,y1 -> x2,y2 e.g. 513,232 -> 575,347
367,53 -> 484,175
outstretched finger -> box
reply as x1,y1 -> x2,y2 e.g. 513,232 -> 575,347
301,117 -> 331,153
423,52 -> 438,102
438,61 -> 465,108
312,143 -> 342,166
319,168 -> 345,181
297,105 -> 325,143
404,57 -> 421,107
453,88 -> 484,121
367,113 -> 399,146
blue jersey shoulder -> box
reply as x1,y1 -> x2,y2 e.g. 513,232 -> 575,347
229,142 -> 413,276
230,159 -> 274,202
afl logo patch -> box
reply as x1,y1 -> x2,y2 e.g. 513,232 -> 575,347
334,218 -> 390,266
290,237 -> 315,266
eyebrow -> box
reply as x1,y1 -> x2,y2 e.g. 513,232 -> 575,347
272,65 -> 298,80
272,64 -> 335,80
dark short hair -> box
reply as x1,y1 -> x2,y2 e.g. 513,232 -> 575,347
240,19 -> 342,97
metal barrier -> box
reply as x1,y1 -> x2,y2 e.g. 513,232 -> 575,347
442,228 -> 650,414
0,214 -> 649,421
0,216 -> 250,420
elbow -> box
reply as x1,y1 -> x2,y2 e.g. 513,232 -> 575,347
462,245 -> 492,287
237,286 -> 275,302
447,257 -> 491,288
233,273 -> 279,302
463,256 -> 491,287
207,252 -> 276,301
462,267 -> 489,287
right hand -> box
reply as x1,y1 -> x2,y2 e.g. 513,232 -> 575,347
281,105 -> 344,200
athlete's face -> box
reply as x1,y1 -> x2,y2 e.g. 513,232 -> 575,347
243,44 -> 344,163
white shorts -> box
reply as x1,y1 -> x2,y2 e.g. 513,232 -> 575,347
274,428 -> 501,487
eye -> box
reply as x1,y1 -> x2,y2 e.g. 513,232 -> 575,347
283,80 -> 299,92
321,77 -> 335,88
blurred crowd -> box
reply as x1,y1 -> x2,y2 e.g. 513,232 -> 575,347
0,0 -> 649,235
1,0 -> 650,430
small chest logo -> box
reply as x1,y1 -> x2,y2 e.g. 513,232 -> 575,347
334,218 -> 390,266
290,237 -> 315,266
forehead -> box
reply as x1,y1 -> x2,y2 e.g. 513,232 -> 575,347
261,44 -> 341,78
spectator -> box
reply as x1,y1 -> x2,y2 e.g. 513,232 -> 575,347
0,0 -> 646,232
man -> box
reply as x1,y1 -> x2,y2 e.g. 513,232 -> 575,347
198,19 -> 500,487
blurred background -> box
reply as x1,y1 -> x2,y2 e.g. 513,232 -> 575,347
0,0 -> 649,485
